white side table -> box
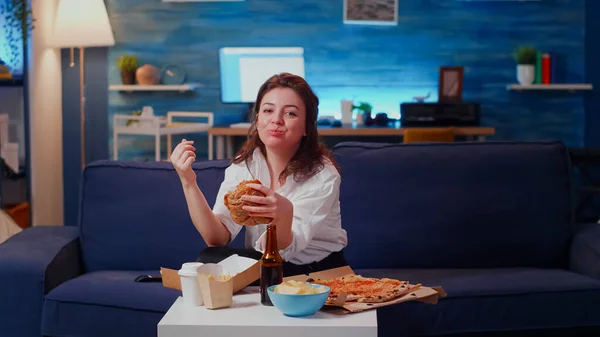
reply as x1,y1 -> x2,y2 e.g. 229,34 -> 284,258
158,286 -> 378,337
113,111 -> 214,161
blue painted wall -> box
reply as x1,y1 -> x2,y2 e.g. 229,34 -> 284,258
105,0 -> 586,162
62,0 -> 589,225
61,47 -> 109,227
585,0 -> 600,146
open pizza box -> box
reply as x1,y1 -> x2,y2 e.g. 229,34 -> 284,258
283,265 -> 447,314
160,254 -> 260,309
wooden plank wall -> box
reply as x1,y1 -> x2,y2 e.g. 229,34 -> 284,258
105,0 -> 586,161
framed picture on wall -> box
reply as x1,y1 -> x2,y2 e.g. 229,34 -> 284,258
343,0 -> 398,26
438,66 -> 464,102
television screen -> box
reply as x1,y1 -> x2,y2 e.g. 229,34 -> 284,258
219,47 -> 305,103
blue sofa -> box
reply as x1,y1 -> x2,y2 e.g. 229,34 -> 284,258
1,141 -> 599,337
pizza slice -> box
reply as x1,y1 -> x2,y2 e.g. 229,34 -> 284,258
357,281 -> 422,303
308,274 -> 418,304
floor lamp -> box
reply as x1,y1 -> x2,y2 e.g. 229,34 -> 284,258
52,0 -> 115,169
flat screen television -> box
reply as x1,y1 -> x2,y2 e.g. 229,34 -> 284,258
219,47 -> 305,104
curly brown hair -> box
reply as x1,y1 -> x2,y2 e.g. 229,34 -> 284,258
233,72 -> 339,184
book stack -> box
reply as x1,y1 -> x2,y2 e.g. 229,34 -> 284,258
534,51 -> 554,84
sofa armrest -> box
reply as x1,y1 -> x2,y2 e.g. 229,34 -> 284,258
570,222 -> 600,281
0,226 -> 83,337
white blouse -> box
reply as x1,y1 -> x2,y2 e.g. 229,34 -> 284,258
213,149 -> 348,265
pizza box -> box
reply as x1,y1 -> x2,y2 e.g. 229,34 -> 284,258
283,265 -> 447,314
160,254 -> 260,294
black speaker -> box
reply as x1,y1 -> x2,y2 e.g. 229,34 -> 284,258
400,102 -> 480,127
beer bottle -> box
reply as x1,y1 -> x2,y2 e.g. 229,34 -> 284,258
260,224 -> 283,306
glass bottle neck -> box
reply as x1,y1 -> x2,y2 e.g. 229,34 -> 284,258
264,224 -> 278,253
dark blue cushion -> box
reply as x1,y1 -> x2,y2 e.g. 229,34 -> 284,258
355,268 -> 600,337
80,160 -> 246,272
42,270 -> 180,337
333,141 -> 573,269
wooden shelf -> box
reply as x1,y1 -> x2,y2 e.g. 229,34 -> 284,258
109,84 -> 202,92
209,125 -> 495,137
507,84 -> 593,92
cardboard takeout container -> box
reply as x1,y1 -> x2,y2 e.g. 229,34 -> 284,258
196,263 -> 234,309
161,254 -> 260,294
283,265 -> 447,314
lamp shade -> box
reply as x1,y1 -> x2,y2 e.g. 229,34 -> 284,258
52,0 -> 115,48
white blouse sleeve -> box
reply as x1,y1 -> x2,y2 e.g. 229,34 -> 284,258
254,171 -> 341,262
213,164 -> 244,244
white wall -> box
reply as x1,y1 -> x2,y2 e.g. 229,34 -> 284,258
28,0 -> 64,226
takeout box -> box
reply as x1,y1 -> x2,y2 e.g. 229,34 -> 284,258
283,265 -> 447,314
196,263 -> 234,309
161,254 -> 260,294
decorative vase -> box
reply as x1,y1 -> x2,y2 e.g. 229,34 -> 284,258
120,70 -> 135,85
517,64 -> 535,85
356,112 -> 364,126
136,64 -> 161,85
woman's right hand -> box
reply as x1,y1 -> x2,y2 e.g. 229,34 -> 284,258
171,139 -> 196,185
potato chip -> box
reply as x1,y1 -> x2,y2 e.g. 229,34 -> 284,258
274,280 -> 327,294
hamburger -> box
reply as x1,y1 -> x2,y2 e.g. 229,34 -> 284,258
224,179 -> 273,226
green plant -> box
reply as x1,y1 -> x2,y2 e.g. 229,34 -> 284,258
513,46 -> 537,65
352,102 -> 373,113
0,0 -> 35,69
117,55 -> 139,73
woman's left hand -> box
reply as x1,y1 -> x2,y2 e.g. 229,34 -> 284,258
241,183 -> 293,225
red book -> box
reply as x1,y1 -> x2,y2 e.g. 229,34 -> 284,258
541,53 -> 551,84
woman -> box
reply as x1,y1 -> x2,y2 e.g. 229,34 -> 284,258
170,72 -> 348,276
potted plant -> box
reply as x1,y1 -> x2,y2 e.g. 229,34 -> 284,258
0,0 -> 35,74
352,102 -> 373,125
514,46 -> 537,86
117,55 -> 138,85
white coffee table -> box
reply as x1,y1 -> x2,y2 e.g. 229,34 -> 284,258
157,286 -> 378,337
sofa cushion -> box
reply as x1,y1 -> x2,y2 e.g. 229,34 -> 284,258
42,270 -> 179,337
333,141 -> 573,269
80,160 -> 246,272
355,268 -> 600,337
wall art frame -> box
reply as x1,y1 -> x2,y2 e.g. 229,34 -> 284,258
438,66 -> 464,102
343,0 -> 398,26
